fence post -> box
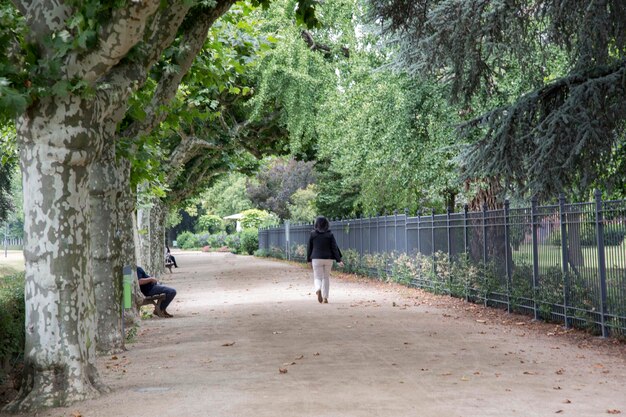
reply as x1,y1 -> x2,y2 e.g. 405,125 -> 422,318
368,215 -> 372,255
594,189 -> 609,338
404,208 -> 409,255
463,204 -> 469,301
531,196 -> 540,320
482,204 -> 488,306
376,214 -> 380,254
431,209 -> 436,277
446,207 -> 452,259
482,204 -> 488,265
463,204 -> 469,254
417,211 -> 421,255
285,220 -> 290,260
394,209 -> 398,254
559,193 -> 571,328
504,199 -> 512,313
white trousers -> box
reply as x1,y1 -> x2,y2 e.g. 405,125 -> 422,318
312,259 -> 334,299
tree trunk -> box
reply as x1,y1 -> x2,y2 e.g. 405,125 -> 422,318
116,159 -> 144,319
6,99 -> 106,412
137,197 -> 152,274
90,143 -> 124,355
137,196 -> 167,277
150,200 -> 167,276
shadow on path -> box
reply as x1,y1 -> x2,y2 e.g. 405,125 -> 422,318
14,252 -> 626,417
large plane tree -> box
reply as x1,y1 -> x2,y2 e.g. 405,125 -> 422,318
0,0 -> 318,412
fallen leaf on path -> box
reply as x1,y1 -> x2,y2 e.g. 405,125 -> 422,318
295,355 -> 304,360
313,352 -> 320,356
111,356 -> 118,360
476,319 -> 486,323
222,342 -> 236,347
607,410 -> 621,414
282,362 -> 296,366
279,368 -> 288,374
556,369 -> 565,375
553,386 -> 562,390
523,371 -> 537,375
563,399 -> 571,404
71,411 -> 82,417
556,410 -> 563,414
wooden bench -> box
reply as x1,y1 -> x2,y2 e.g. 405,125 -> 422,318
165,255 -> 175,273
141,293 -> 165,310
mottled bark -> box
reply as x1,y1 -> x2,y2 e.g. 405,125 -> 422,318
5,97 -> 107,412
137,198 -> 166,277
89,142 -> 124,355
136,194 -> 153,275
116,159 -> 144,320
150,200 -> 167,276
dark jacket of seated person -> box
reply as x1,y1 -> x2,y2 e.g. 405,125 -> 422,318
137,266 -> 177,317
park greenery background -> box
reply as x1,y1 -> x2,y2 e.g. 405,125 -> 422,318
1,0 -> 625,412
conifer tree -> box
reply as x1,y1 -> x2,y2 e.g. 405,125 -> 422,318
369,0 -> 626,198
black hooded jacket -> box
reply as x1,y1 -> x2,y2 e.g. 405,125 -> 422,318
306,230 -> 342,262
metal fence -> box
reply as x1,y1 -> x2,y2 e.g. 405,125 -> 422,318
259,191 -> 626,337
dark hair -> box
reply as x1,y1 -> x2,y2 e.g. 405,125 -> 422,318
314,216 -> 329,233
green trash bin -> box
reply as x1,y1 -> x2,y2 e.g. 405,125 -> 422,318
123,265 -> 132,309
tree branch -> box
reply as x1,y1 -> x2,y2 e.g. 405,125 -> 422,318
68,0 -> 161,81
300,30 -> 349,57
122,0 -> 237,139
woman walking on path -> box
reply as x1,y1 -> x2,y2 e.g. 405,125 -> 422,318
307,216 -> 344,303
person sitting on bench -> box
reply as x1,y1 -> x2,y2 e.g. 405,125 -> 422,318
166,245 -> 178,268
137,266 -> 177,318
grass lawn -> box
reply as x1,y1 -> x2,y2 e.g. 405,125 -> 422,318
0,251 -> 25,278
512,242 -> 626,269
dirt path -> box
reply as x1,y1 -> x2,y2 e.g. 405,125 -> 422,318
6,252 -> 626,417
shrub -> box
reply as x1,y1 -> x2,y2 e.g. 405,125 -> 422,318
225,234 -> 241,253
240,209 -> 278,229
197,214 -> 224,234
0,272 -> 25,383
240,228 -> 259,255
176,231 -> 199,249
208,233 -> 227,248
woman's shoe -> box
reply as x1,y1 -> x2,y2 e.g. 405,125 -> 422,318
316,290 -> 323,303
323,298 -> 328,304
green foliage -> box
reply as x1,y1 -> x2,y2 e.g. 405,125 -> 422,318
176,231 -> 200,249
548,224 -> 626,247
0,126 -> 18,224
0,272 -> 25,367
247,157 -> 316,219
240,208 -> 276,229
240,228 -> 259,254
225,234 -> 241,253
254,246 -> 285,259
287,184 -> 317,222
369,0 -> 626,199
197,214 -> 224,234
200,174 -> 252,218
